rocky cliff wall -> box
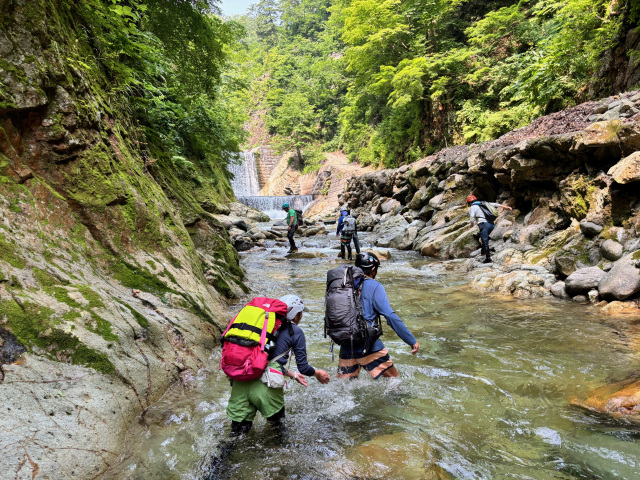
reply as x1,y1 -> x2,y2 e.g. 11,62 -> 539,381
340,91 -> 640,309
0,2 -> 243,477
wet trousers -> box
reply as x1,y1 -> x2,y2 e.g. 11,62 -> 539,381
340,237 -> 353,259
287,224 -> 298,251
352,234 -> 361,254
478,222 -> 495,258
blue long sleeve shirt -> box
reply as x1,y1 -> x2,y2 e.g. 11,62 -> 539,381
361,278 -> 417,349
270,323 -> 316,376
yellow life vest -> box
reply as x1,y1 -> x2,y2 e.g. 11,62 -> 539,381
224,305 -> 276,345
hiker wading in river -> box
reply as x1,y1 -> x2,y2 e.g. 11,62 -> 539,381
336,207 -> 359,260
282,202 -> 298,253
337,252 -> 419,379
226,295 -> 330,434
466,195 -> 512,264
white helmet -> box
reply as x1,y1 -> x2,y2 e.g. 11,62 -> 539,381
279,294 -> 309,320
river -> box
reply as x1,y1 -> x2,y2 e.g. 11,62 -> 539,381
104,228 -> 640,479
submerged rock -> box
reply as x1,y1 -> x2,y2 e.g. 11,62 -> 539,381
286,251 -> 328,259
571,379 -> 640,417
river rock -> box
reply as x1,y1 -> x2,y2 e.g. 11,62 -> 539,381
564,266 -> 606,296
555,255 -> 577,277
572,295 -> 589,303
369,249 -> 391,260
598,252 -> 640,300
472,268 -> 555,298
374,215 -> 410,248
233,237 -> 253,251
579,221 -> 603,236
302,226 -> 327,237
600,300 -> 640,316
588,289 -> 600,303
356,212 -> 376,230
286,251 -> 327,259
551,281 -> 570,299
600,239 -> 623,261
608,151 -> 640,184
380,198 -> 401,214
571,379 -> 640,416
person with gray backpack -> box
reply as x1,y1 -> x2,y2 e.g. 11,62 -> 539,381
336,207 -> 359,260
324,252 -> 419,379
466,195 -> 512,263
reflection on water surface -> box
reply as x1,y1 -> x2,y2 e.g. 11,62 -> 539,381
104,231 -> 640,479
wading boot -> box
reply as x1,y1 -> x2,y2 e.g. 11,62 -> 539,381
483,256 -> 493,264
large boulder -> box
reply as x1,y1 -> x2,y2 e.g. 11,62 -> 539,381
555,255 -> 577,277
380,198 -> 401,214
608,151 -> 640,184
598,252 -> 640,300
564,267 -> 606,296
551,281 -> 570,299
600,239 -> 623,261
374,216 -> 410,248
579,220 -> 603,236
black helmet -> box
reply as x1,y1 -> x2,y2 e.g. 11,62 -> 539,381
355,252 -> 380,270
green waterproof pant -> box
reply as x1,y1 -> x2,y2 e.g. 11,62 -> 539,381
226,378 -> 285,422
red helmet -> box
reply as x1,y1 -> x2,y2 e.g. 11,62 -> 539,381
466,195 -> 477,204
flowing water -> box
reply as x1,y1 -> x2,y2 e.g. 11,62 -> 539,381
237,195 -> 314,219
228,151 -> 261,196
105,230 -> 640,480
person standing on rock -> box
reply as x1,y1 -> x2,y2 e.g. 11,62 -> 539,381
337,252 -> 419,379
336,208 -> 359,260
282,202 -> 299,253
466,195 -> 512,264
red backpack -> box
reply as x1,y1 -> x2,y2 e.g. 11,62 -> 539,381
219,297 -> 289,381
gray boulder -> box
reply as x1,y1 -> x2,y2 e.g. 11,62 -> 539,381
608,151 -> 640,184
551,281 -> 570,299
565,266 -> 606,296
600,239 -> 623,261
380,198 -> 401,214
555,255 -> 577,277
580,221 -> 603,236
598,252 -> 640,300
374,216 -> 410,248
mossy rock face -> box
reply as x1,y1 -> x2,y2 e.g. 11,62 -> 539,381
1,299 -> 115,374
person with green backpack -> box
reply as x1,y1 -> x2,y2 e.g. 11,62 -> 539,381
466,195 -> 512,264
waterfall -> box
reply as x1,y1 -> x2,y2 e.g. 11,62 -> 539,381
228,150 -> 314,219
228,151 -> 260,196
237,195 -> 314,220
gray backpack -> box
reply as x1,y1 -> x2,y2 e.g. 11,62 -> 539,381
324,266 -> 382,353
342,215 -> 356,236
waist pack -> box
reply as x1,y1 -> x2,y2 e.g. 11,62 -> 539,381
324,266 -> 381,353
219,297 -> 288,381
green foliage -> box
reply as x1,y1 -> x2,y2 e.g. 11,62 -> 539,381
232,0 -> 633,167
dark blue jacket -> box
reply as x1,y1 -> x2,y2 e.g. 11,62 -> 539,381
270,323 -> 316,376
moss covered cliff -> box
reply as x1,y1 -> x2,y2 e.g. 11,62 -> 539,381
0,1 -> 245,477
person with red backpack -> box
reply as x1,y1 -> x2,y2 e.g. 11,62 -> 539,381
466,195 -> 512,264
223,295 -> 330,434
